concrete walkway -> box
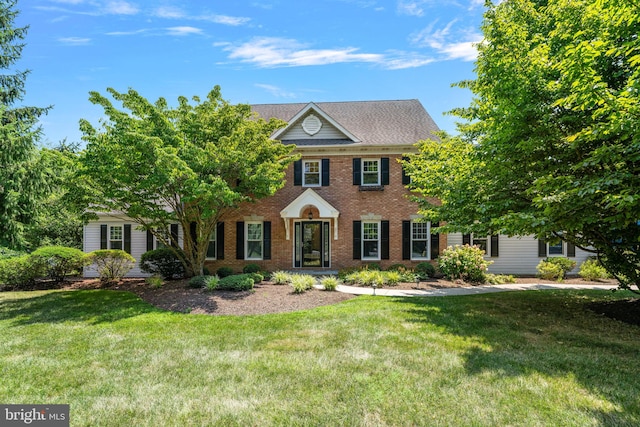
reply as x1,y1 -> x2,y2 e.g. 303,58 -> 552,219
335,283 -> 619,297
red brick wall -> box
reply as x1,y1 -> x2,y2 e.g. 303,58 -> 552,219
204,153 -> 446,274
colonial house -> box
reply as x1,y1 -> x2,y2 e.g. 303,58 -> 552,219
83,99 -> 592,277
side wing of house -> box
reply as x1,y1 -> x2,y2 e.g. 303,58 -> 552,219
447,233 -> 593,275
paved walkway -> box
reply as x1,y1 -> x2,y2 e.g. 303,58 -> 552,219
335,283 -> 619,297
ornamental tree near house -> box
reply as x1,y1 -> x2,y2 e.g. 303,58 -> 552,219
405,0 -> 640,293
78,86 -> 297,276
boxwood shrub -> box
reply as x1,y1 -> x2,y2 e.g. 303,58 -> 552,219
216,274 -> 254,291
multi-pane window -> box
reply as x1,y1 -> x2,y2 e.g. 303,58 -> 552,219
362,222 -> 380,260
246,222 -> 263,260
110,225 -> 123,250
303,160 -> 320,186
548,241 -> 563,256
362,160 -> 380,185
472,236 -> 488,253
206,228 -> 217,259
411,222 -> 430,260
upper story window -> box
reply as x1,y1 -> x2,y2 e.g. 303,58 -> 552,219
303,160 -> 321,186
362,160 -> 380,185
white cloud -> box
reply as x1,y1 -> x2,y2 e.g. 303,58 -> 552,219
102,1 -> 139,15
105,29 -> 148,36
153,6 -> 185,19
411,20 -> 482,61
397,0 -> 430,17
58,36 -> 91,45
166,26 -> 204,36
255,84 -> 297,99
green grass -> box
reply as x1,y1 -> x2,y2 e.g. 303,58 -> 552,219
1,289 -> 639,426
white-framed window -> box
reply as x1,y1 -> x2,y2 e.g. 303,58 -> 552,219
472,235 -> 488,253
206,228 -> 217,259
110,225 -> 123,250
246,222 -> 263,260
547,241 -> 564,256
303,160 -> 321,186
362,159 -> 380,186
411,221 -> 430,260
362,221 -> 380,260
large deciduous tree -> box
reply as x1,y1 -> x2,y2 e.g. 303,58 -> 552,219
405,0 -> 640,292
78,86 -> 296,276
0,0 -> 51,248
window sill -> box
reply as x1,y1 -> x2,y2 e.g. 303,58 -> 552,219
359,185 -> 384,191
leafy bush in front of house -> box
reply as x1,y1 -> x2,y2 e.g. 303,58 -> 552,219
415,262 -> 436,279
145,275 -> 164,289
0,246 -> 25,260
249,272 -> 264,284
579,259 -> 610,281
536,260 -> 565,281
438,245 -> 492,283
271,270 -> 292,285
384,270 -> 402,286
545,257 -> 577,278
217,274 -> 254,291
216,266 -> 234,278
89,250 -> 136,283
188,275 -> 212,288
320,276 -> 340,291
243,263 -> 261,274
485,273 -> 516,285
140,248 -> 185,279
290,274 -> 316,293
30,246 -> 90,284
344,269 -> 386,287
0,255 -> 40,289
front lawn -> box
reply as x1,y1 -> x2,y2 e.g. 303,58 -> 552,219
1,289 -> 638,426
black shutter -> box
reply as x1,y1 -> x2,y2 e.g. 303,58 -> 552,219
538,239 -> 547,257
353,158 -> 361,185
321,159 -> 330,186
124,224 -> 131,254
401,157 -> 411,185
146,230 -> 154,252
567,242 -> 576,257
353,221 -> 362,260
381,158 -> 390,186
402,220 -> 411,260
431,222 -> 440,260
216,222 -> 225,260
381,220 -> 390,260
170,224 -> 179,248
463,234 -> 471,245
236,222 -> 245,260
490,235 -> 499,257
263,221 -> 271,260
100,224 -> 108,249
293,160 -> 302,186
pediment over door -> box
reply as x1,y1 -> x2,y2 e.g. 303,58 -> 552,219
280,188 -> 340,240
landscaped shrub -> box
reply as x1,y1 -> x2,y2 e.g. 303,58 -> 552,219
536,260 -> 565,281
290,274 -> 316,293
545,257 -> 577,278
216,266 -> 234,278
485,273 -> 516,285
30,246 -> 90,284
243,263 -> 261,274
249,272 -> 264,284
204,275 -> 220,291
415,262 -> 436,279
438,245 -> 492,283
217,274 -> 254,291
384,270 -> 402,286
140,248 -> 185,279
362,262 -> 381,271
89,250 -> 136,283
579,259 -> 610,281
320,276 -> 340,291
345,269 -> 386,287
271,270 -> 291,285
145,275 -> 164,289
0,247 -> 25,260
188,275 -> 211,288
0,255 -> 40,289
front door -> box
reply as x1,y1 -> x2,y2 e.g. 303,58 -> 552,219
295,221 -> 330,268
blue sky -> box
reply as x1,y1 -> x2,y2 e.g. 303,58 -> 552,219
17,0 -> 486,146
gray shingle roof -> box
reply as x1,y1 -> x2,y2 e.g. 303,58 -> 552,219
251,99 -> 440,146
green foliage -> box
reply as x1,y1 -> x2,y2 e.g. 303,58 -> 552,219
77,85 -> 297,277
249,272 -> 264,284
30,246 -> 89,284
216,274 -> 254,291
203,275 -> 220,291
320,276 -> 340,291
579,259 -> 610,281
438,245 -> 492,283
140,248 -> 185,279
0,255 -> 40,289
145,275 -> 164,289
88,250 -> 136,283
545,257 -> 577,277
387,264 -> 407,272
536,260 -> 565,282
406,0 -> 640,293
362,262 -> 381,271
485,274 -> 517,285
271,270 -> 292,285
188,275 -> 219,290
384,271 -> 402,286
0,247 -> 25,260
216,266 -> 234,278
243,263 -> 261,274
289,274 -> 316,293
0,1 -> 52,249
415,262 -> 436,279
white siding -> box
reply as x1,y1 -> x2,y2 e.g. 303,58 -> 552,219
445,233 -> 592,275
83,215 -> 183,278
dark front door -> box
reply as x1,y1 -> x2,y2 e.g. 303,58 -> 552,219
302,221 -> 322,267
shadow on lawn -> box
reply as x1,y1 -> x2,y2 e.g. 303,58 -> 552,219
0,290 -> 160,325
392,290 -> 640,425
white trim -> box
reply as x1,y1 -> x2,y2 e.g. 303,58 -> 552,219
280,189 -> 340,240
245,221 -> 263,261
362,220 -> 381,261
361,158 -> 381,186
410,220 -> 430,261
302,159 -> 322,187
